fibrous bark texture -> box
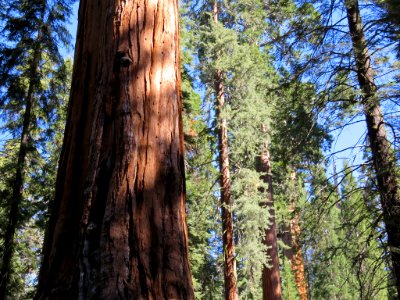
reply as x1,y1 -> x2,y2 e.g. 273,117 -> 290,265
35,0 -> 194,298
346,0 -> 400,295
259,145 -> 282,300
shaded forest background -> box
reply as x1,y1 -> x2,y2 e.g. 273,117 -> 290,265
0,0 -> 399,298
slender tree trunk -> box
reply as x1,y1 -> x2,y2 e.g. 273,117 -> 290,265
213,3 -> 238,299
345,0 -> 400,294
35,0 -> 194,298
258,143 -> 282,300
0,41 -> 42,299
215,72 -> 238,300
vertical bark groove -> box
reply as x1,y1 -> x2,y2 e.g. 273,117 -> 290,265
35,0 -> 194,298
345,0 -> 400,295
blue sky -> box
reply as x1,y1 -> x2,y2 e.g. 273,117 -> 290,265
61,2 -> 79,58
63,1 -> 368,182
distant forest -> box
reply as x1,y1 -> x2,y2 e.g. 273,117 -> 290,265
0,0 -> 399,299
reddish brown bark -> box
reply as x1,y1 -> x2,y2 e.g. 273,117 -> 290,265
35,0 -> 194,298
290,214 -> 307,300
213,3 -> 238,299
281,171 -> 307,300
259,144 -> 282,300
346,0 -> 400,295
215,72 -> 238,300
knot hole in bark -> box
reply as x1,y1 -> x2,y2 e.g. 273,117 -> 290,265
114,51 -> 132,69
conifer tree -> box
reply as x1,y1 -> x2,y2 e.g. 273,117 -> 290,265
0,60 -> 70,295
302,164 -> 355,300
344,0 -> 400,293
270,80 -> 330,300
302,161 -> 392,299
211,2 -> 238,298
183,0 -> 281,297
372,0 -> 400,55
181,20 -> 223,297
340,163 -> 389,299
0,1 -> 73,297
268,0 -> 400,294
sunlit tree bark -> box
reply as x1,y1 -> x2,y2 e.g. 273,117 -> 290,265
35,0 -> 194,298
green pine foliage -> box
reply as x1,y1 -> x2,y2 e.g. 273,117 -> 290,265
183,85 -> 223,298
0,58 -> 71,298
273,166 -> 306,300
340,164 -> 389,299
0,0 -> 398,298
281,258 -> 300,300
183,0 -> 281,297
0,0 -> 73,296
269,78 -> 331,299
181,17 -> 223,298
302,162 -> 392,299
270,81 -> 331,169
302,164 -> 356,300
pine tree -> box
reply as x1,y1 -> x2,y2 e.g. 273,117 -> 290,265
211,2 -> 239,298
340,162 -> 389,299
302,161 -> 391,299
372,0 -> 400,56
0,0 -> 72,296
303,164 -> 356,300
185,0 -> 283,297
270,79 -> 331,300
181,20 -> 223,298
345,0 -> 400,293
267,0 -> 400,294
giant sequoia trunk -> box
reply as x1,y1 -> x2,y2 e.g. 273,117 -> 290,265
345,0 -> 400,294
213,3 -> 238,299
282,213 -> 308,300
0,34 -> 42,300
289,215 -> 307,300
258,145 -> 282,300
35,0 -> 194,298
281,171 -> 307,300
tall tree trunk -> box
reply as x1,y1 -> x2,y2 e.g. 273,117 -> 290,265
282,211 -> 308,300
282,171 -> 307,300
213,2 -> 238,299
0,39 -> 42,299
290,212 -> 307,300
35,0 -> 194,298
258,143 -> 282,300
345,0 -> 400,294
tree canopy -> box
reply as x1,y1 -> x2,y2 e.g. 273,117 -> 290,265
0,0 -> 399,298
